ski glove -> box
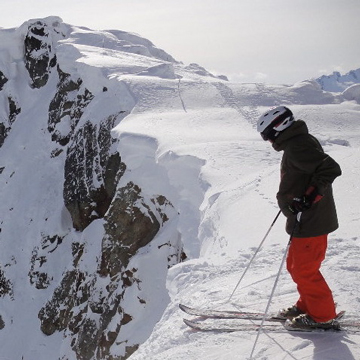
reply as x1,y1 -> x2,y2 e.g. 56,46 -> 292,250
288,186 -> 323,215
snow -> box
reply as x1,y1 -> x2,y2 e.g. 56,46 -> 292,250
316,69 -> 360,93
0,17 -> 360,360
343,84 -> 360,103
116,85 -> 360,359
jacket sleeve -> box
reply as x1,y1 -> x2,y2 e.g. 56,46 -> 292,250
310,155 -> 342,194
287,136 -> 342,195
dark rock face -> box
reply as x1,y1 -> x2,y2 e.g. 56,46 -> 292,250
0,70 -> 21,147
0,268 -> 13,329
24,21 -> 58,88
0,97 -> 21,147
0,268 -> 13,299
8,97 -> 21,124
0,70 -> 8,90
99,184 -> 180,275
100,182 -> 161,275
63,115 -> 126,231
38,269 -> 90,336
39,182 -> 178,359
48,67 -> 95,146
28,234 -> 64,290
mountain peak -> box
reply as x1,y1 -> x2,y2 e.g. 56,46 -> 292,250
315,68 -> 360,92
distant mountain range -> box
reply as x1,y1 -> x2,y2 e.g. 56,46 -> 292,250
315,68 -> 360,92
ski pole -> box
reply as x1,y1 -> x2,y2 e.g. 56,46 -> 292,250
227,210 -> 281,303
249,212 -> 301,360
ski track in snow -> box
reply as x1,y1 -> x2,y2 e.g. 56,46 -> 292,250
125,89 -> 360,358
124,100 -> 360,360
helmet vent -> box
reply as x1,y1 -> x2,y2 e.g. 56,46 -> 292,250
257,106 -> 294,140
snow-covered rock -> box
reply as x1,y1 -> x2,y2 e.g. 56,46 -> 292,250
315,68 -> 360,92
0,16 -> 186,360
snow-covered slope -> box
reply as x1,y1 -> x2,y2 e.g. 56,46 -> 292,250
0,16 -> 359,360
123,87 -> 360,360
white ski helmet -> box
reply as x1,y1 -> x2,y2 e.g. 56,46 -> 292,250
257,106 -> 294,141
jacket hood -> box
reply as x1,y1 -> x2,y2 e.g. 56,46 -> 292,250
272,120 -> 308,152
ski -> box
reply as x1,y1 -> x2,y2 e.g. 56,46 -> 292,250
179,304 -> 346,323
183,318 -> 360,334
180,303 -> 287,322
183,318 -> 284,332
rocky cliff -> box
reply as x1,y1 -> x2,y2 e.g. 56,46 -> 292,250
0,17 -> 188,360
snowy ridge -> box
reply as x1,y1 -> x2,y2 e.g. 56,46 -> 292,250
0,16 -> 359,360
315,68 -> 360,92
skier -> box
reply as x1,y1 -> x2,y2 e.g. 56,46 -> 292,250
257,106 -> 342,330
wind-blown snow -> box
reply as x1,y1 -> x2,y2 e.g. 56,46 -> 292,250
0,16 -> 359,360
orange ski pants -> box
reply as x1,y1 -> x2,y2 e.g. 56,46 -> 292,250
287,234 -> 336,322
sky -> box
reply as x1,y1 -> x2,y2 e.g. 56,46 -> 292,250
0,0 -> 359,84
